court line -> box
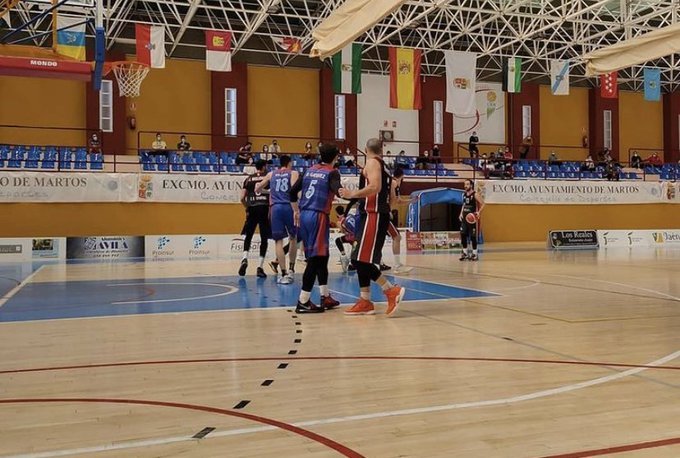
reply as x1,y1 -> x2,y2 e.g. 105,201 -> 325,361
4,350 -> 680,458
0,398 -> 363,458
537,436 -> 680,458
0,266 -> 44,309
106,282 -> 237,305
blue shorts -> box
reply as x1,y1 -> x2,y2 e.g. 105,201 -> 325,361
298,210 -> 329,258
270,204 -> 297,241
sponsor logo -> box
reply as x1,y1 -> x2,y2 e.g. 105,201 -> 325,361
29,59 -> 58,67
193,236 -> 206,249
0,244 -> 22,254
157,236 -> 170,249
653,231 -> 680,243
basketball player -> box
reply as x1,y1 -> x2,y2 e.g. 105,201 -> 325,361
459,179 -> 484,261
255,155 -> 298,284
387,167 -> 411,274
334,205 -> 357,273
239,160 -> 270,278
290,144 -> 343,313
339,138 -> 405,317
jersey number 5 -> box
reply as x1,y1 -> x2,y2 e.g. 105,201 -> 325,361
305,179 -> 318,199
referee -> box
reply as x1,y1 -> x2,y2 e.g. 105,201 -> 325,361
239,160 -> 270,278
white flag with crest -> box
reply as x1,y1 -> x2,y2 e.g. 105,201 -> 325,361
445,50 -> 477,116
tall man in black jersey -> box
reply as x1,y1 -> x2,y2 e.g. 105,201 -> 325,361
339,138 -> 405,317
239,160 -> 271,278
459,179 -> 484,261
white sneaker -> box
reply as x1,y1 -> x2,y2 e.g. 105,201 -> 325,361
277,274 -> 293,285
340,256 -> 350,273
285,272 -> 294,283
392,264 -> 413,274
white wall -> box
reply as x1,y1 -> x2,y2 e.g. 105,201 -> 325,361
357,73 -> 420,156
453,82 -> 506,145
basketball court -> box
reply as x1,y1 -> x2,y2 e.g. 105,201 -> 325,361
2,246 -> 680,458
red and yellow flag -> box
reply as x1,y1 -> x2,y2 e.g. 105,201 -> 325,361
389,47 -> 422,110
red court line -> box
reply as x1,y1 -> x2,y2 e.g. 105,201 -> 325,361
2,355 -> 680,375
538,437 -> 680,457
0,398 -> 364,458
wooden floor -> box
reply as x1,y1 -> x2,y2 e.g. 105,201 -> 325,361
2,245 -> 680,458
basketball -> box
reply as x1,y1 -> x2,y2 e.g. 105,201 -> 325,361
465,212 -> 478,224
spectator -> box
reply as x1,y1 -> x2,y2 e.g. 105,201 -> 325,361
520,136 -> 532,159
316,141 -> 323,155
342,147 -> 355,168
431,144 -> 441,163
503,146 -> 513,160
468,132 -> 479,158
494,148 -> 504,160
548,151 -> 559,166
605,160 -> 620,181
269,139 -> 281,156
479,153 -> 494,179
303,141 -> 314,160
581,155 -> 595,172
631,151 -> 642,169
151,133 -> 167,150
395,150 -> 409,168
177,135 -> 191,152
647,152 -> 662,166
88,133 -> 101,154
416,150 -> 429,169
236,141 -> 253,165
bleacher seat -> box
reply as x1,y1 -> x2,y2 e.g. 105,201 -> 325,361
183,153 -> 197,172
25,148 -> 41,168
41,149 -> 57,169
0,147 -> 8,168
156,154 -> 169,171
8,147 -> 24,168
89,153 -> 104,170
74,149 -> 88,169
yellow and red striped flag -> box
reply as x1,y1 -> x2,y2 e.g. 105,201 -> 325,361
389,47 -> 422,110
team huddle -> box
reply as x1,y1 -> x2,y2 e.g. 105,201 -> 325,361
238,139 -> 405,316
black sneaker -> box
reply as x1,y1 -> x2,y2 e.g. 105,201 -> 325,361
321,295 -> 340,310
379,263 -> 391,271
459,253 -> 468,261
256,267 -> 267,278
269,260 -> 279,274
348,263 -> 356,272
295,300 -> 325,314
238,259 -> 248,276
469,254 -> 478,261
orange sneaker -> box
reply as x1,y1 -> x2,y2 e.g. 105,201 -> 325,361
384,285 -> 405,317
344,298 -> 375,316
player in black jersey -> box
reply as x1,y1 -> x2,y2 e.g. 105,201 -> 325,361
459,179 -> 484,261
239,160 -> 271,277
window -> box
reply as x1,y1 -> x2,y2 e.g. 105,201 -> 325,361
603,110 -> 612,150
522,105 -> 532,139
433,100 -> 443,145
99,80 -> 113,133
335,94 -> 346,140
224,88 -> 237,136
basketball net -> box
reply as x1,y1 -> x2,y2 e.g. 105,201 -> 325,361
109,62 -> 150,98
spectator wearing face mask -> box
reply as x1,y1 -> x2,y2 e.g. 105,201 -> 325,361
177,135 -> 191,152
89,133 -> 101,154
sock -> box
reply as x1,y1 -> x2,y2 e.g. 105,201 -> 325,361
360,291 -> 370,300
461,249 -> 466,255
289,262 -> 295,272
340,250 -> 346,256
394,254 -> 402,266
299,290 -> 311,303
258,256 -> 265,268
376,277 -> 393,291
472,249 -> 478,255
242,252 -> 248,261
281,269 -> 288,276
320,285 -> 329,297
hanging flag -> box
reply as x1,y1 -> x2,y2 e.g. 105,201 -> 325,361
136,24 -> 165,68
600,72 -> 618,99
644,68 -> 661,101
272,37 -> 302,54
388,47 -> 422,110
56,15 -> 86,61
332,43 -> 362,94
550,60 -> 570,95
502,57 -> 522,93
2,11 -> 10,28
444,50 -> 477,116
205,30 -> 232,72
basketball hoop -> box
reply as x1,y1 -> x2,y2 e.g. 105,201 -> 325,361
105,61 -> 150,98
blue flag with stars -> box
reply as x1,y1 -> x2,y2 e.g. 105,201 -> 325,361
644,68 -> 661,102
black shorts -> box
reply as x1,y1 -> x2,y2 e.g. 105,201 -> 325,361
461,218 -> 477,239
241,205 -> 272,240
352,212 -> 389,265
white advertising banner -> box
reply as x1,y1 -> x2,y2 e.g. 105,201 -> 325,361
0,172 -> 137,203
477,180 -> 666,205
597,229 -> 680,248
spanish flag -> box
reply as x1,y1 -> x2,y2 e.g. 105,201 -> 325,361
389,47 -> 422,110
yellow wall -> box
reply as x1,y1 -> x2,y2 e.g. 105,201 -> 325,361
0,203 -> 245,237
619,90 -> 664,162
539,86 -> 589,161
247,65 -> 320,153
0,76 -> 86,146
483,204 -> 680,242
128,58 -> 212,153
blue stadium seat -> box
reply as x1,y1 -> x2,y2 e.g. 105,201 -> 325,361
74,149 -> 88,169
59,149 -> 73,170
89,153 -> 104,170
8,147 -> 24,168
25,148 -> 41,168
156,154 -> 169,171
183,153 -> 198,172
42,148 -> 57,169
0,147 -> 8,168
227,165 -> 241,173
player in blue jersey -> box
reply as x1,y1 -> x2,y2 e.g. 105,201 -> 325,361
334,205 -> 357,273
256,155 -> 299,284
289,144 -> 343,313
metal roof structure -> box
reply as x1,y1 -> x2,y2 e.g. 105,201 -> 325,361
3,0 -> 680,91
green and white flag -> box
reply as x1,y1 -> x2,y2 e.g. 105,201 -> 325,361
332,43 -> 362,94
502,57 -> 522,93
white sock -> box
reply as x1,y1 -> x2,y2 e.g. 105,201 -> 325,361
320,285 -> 329,297
381,280 -> 393,292
258,256 -> 265,268
241,251 -> 248,261
472,249 -> 478,255
299,290 -> 311,303
360,291 -> 370,300
394,254 -> 402,265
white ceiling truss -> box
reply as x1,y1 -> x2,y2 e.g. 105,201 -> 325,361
3,0 -> 680,91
